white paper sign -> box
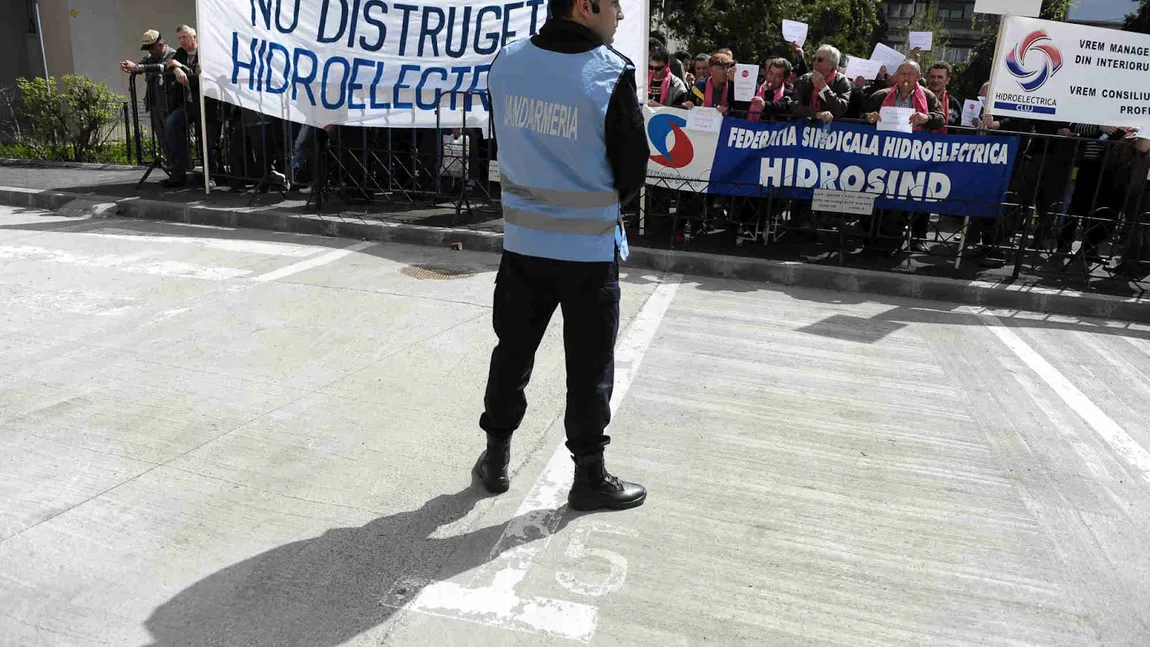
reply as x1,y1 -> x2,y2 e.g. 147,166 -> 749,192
782,20 -> 809,47
846,58 -> 885,81
812,189 -> 877,216
488,160 -> 500,182
197,0 -> 648,130
909,32 -> 934,52
988,16 -> 1150,130
686,107 -> 724,133
734,64 -> 760,102
877,106 -> 915,133
962,99 -> 984,127
974,0 -> 1041,16
871,43 -> 907,71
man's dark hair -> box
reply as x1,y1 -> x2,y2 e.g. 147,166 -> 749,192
650,45 -> 670,65
548,0 -> 576,18
929,61 -> 953,77
768,57 -> 792,77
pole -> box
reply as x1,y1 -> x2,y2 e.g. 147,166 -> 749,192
194,0 -> 210,193
983,14 -> 1008,123
199,84 -> 210,195
34,0 -> 48,83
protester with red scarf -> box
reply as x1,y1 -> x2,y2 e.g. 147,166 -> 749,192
790,45 -> 851,123
747,58 -> 795,122
926,62 -> 962,133
682,52 -> 735,113
864,61 -> 944,132
647,45 -> 688,108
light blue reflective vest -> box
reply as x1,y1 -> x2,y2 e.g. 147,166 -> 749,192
489,36 -> 629,263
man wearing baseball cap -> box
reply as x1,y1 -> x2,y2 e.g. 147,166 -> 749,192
121,30 -> 177,172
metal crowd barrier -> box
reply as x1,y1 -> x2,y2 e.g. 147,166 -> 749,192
122,80 -> 1150,291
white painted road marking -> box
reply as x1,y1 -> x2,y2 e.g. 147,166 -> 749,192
74,229 -> 323,257
250,241 -> 376,283
980,313 -> 1150,483
0,245 -> 251,281
388,274 -> 684,642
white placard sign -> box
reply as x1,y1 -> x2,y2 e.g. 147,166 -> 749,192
845,58 -> 884,81
812,189 -> 877,215
962,99 -> 984,127
988,16 -> 1150,130
871,43 -> 907,71
877,106 -> 914,134
909,32 -> 933,52
974,0 -> 1041,16
197,0 -> 648,130
734,64 -> 760,102
782,20 -> 809,47
686,107 -> 723,133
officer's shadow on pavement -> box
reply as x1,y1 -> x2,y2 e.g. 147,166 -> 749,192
142,480 -> 574,647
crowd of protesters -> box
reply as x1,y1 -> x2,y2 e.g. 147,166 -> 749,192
644,31 -> 1150,270
118,24 -> 1150,274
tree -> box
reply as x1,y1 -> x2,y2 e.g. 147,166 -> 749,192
952,0 -> 1072,99
660,0 -> 883,67
1125,0 -> 1150,33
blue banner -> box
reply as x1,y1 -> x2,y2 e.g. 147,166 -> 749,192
706,119 -> 1021,219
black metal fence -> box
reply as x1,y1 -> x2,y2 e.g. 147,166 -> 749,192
126,72 -> 1150,293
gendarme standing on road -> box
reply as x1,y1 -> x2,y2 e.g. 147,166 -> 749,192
473,0 -> 650,511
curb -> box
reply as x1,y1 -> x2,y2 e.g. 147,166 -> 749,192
0,158 -> 147,172
2,185 -> 1147,324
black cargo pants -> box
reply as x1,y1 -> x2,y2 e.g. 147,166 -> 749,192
479,250 -> 620,458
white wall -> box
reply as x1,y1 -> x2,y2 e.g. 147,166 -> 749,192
68,0 -> 121,94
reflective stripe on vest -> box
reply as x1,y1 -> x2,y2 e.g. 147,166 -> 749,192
500,176 -> 619,209
503,206 -> 618,236
488,38 -> 628,262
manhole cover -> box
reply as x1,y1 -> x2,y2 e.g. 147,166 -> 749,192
401,264 -> 476,280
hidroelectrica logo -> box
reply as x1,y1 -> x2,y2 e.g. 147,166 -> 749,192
648,113 -> 694,169
1005,30 -> 1064,92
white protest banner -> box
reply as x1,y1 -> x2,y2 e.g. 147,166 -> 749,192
734,64 -> 759,102
782,20 -> 808,47
974,0 -> 1041,16
197,0 -> 648,130
909,32 -> 933,52
988,16 -> 1150,130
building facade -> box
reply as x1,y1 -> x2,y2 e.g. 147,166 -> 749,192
0,0 -> 195,99
880,0 -> 981,64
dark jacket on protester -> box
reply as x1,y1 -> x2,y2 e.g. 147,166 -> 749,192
531,19 -> 648,205
135,46 -> 177,110
792,71 -> 852,119
865,86 -> 946,131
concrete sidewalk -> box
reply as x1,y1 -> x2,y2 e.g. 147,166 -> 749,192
4,205 -> 1150,645
0,162 -> 1147,324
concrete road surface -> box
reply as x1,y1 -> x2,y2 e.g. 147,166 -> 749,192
3,204 -> 1150,646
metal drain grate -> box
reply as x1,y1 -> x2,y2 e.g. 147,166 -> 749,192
400,264 -> 476,280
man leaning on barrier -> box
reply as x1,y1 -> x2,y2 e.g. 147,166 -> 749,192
473,0 -> 650,511
121,30 -> 176,165
162,25 -> 200,187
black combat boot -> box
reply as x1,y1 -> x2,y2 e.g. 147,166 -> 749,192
567,453 -> 647,511
473,434 -> 511,494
